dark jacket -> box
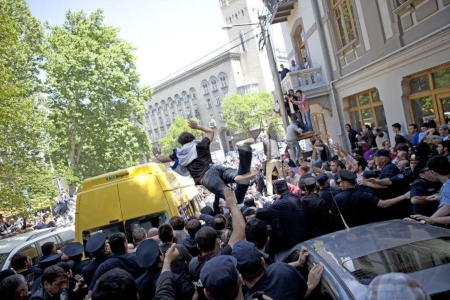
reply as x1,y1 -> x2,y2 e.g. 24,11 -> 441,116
256,191 -> 307,253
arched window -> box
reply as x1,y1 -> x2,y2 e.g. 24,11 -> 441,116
219,73 -> 228,88
210,77 -> 218,92
167,97 -> 173,108
174,94 -> 181,105
201,81 -> 209,95
190,88 -> 197,100
155,103 -> 161,113
149,105 -> 154,115
182,91 -> 189,103
161,100 -> 167,111
239,31 -> 247,52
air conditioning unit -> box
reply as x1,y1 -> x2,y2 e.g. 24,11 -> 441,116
209,121 -> 217,128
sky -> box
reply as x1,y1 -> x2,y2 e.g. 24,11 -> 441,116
27,0 -> 285,87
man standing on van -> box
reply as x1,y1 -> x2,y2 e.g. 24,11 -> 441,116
152,119 -> 256,204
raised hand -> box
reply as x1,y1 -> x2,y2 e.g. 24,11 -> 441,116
188,119 -> 198,129
152,146 -> 161,156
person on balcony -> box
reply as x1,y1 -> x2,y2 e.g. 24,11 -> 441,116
292,90 -> 313,132
279,64 -> 290,80
289,60 -> 301,72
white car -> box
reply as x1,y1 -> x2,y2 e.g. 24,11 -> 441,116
0,226 -> 75,270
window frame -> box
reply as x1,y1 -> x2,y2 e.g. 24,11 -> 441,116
330,0 -> 358,49
346,88 -> 385,131
407,63 -> 450,126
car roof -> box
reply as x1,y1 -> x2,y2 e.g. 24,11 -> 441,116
0,226 -> 75,254
290,220 -> 450,299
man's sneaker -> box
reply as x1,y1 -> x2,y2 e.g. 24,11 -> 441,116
235,138 -> 255,151
234,171 -> 257,184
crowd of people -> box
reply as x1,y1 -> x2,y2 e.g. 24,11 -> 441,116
2,117 -> 448,299
0,189 -> 77,240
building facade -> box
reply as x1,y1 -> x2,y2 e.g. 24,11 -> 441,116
265,0 -> 450,149
143,0 -> 282,154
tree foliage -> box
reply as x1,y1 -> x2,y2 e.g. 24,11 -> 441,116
222,91 -> 282,139
0,0 -> 56,215
44,9 -> 152,181
158,117 -> 202,154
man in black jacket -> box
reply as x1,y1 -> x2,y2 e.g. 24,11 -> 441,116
255,180 -> 307,254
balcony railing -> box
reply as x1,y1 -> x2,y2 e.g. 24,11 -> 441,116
281,66 -> 325,93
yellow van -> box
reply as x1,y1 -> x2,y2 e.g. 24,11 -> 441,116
75,163 -> 202,246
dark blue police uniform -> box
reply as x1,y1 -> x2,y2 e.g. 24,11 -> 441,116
81,232 -> 111,287
246,263 -> 307,300
256,181 -> 307,253
410,178 -> 441,216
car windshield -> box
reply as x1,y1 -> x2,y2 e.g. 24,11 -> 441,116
342,237 -> 450,285
0,252 -> 10,269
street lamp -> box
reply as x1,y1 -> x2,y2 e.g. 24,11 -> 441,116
222,16 -> 289,130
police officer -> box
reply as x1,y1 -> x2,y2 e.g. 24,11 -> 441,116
81,233 -> 112,287
317,173 -> 340,210
255,179 -> 307,254
331,170 -> 410,228
301,177 -> 333,238
410,166 -> 442,216
63,242 -> 89,277
135,239 -> 163,299
134,239 -> 194,300
30,253 -> 63,295
87,232 -> 144,296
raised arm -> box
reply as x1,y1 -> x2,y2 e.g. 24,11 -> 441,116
188,119 -> 214,141
223,188 -> 245,248
152,147 -> 173,163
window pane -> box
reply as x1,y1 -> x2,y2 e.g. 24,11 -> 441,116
374,105 -> 388,133
440,96 -> 450,124
342,237 -> 450,285
359,93 -> 370,106
361,108 -> 374,128
433,68 -> 450,89
348,96 -> 357,107
410,96 -> 435,124
371,90 -> 381,103
410,74 -> 430,93
349,110 -> 360,130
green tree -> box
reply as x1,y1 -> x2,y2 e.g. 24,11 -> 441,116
44,10 -> 152,182
222,91 -> 281,139
158,117 -> 202,154
0,0 -> 56,215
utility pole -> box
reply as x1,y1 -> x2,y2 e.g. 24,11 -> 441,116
258,16 -> 289,132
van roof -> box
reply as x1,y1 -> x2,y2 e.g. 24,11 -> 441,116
80,163 -> 195,191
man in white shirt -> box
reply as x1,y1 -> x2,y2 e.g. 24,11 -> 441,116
286,120 -> 303,164
289,60 -> 301,72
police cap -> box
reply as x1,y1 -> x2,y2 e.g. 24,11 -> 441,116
303,177 -> 316,187
373,149 -> 390,158
135,239 -> 160,269
85,232 -> 106,253
273,179 -> 288,192
200,256 -> 238,299
39,253 -> 63,268
63,242 -> 84,258
337,170 -> 357,183
231,240 -> 263,277
316,173 -> 329,184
